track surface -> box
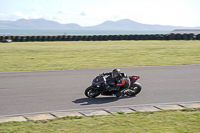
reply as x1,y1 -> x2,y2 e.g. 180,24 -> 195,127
0,65 -> 200,116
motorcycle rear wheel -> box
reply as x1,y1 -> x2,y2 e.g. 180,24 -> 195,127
85,86 -> 100,98
127,82 -> 142,96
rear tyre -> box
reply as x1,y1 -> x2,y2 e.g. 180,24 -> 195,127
127,82 -> 142,96
85,86 -> 100,98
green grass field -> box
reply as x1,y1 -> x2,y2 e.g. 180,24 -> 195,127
0,109 -> 200,133
0,40 -> 200,72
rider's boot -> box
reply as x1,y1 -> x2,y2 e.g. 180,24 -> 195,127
115,89 -> 125,98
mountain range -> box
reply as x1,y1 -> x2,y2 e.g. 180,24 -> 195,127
0,18 -> 199,30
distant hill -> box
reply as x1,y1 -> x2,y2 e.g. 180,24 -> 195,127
0,18 -> 199,30
0,18 -> 81,30
84,19 -> 184,30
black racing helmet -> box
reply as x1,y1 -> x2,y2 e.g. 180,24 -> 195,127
112,68 -> 121,79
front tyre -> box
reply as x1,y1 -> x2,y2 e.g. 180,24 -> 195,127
85,86 -> 100,98
127,82 -> 142,96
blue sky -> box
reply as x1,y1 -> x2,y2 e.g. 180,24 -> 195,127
1,0 -> 200,27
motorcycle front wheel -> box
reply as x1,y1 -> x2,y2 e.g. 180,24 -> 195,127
85,86 -> 100,98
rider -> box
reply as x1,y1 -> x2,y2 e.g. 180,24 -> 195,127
103,68 -> 130,97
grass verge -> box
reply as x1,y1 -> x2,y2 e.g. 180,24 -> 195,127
0,108 -> 200,133
0,41 -> 200,72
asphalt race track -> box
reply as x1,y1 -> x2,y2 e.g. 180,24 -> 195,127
0,65 -> 200,117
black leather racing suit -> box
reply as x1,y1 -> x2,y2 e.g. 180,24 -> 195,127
103,72 -> 130,93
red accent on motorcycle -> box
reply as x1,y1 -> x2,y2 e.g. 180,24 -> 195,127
95,81 -> 104,84
130,76 -> 140,83
133,76 -> 139,80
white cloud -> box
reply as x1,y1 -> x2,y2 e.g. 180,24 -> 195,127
13,11 -> 23,17
34,6 -> 43,11
80,11 -> 86,16
0,13 -> 8,20
0,11 -> 27,21
52,14 -> 70,24
43,14 -> 53,20
58,6 -> 70,14
29,13 -> 42,19
0,11 -> 43,21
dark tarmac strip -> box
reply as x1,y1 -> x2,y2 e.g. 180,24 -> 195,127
0,65 -> 200,117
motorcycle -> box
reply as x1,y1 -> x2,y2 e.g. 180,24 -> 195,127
85,73 -> 142,98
